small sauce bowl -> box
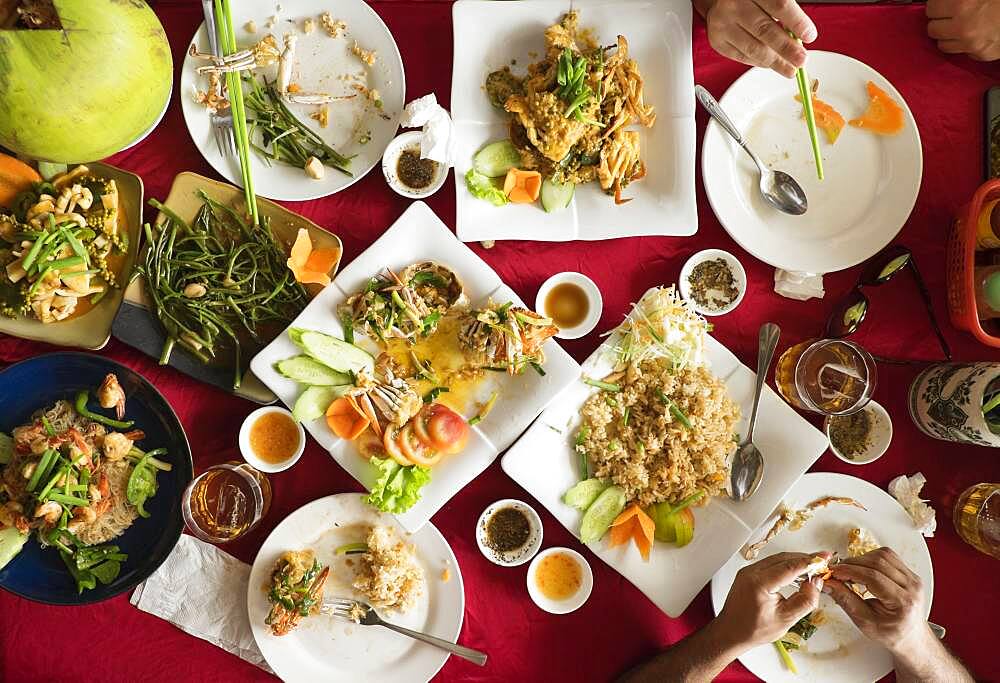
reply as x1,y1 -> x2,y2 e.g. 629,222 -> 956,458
382,131 -> 449,199
526,547 -> 593,614
678,249 -> 747,317
476,498 -> 543,567
825,399 -> 892,465
535,272 -> 603,340
238,406 -> 306,473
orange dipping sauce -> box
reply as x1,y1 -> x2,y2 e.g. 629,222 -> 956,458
534,551 -> 583,601
249,411 -> 300,464
544,282 -> 589,329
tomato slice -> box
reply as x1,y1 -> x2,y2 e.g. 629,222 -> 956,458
413,404 -> 440,447
382,426 -> 412,466
427,406 -> 469,455
398,424 -> 443,467
355,430 -> 387,461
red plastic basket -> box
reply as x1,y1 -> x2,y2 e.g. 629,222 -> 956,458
948,178 -> 1000,348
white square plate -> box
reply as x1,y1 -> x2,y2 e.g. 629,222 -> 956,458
501,330 -> 830,616
451,0 -> 698,242
250,202 -> 580,532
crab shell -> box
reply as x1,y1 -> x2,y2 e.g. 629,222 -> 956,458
398,261 -> 468,311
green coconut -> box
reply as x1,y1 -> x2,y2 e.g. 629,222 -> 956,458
0,0 -> 173,162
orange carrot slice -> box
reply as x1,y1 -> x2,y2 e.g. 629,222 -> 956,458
502,168 -> 542,204
0,154 -> 40,208
611,503 -> 643,527
849,81 -> 905,135
287,228 -> 338,286
609,504 -> 656,561
609,520 -> 634,547
795,92 -> 846,144
326,396 -> 370,440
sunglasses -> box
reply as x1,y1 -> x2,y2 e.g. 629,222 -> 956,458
825,245 -> 952,364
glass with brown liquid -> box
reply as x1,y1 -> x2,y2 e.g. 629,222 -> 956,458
954,483 -> 1000,559
775,338 -> 876,416
182,462 -> 272,543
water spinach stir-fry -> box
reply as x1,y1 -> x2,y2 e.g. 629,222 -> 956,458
138,192 -> 309,388
265,549 -> 330,636
0,165 -> 125,322
0,374 -> 172,593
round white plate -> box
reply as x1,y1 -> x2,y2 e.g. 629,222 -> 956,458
248,494 -> 465,683
180,0 -> 405,201
702,51 -> 922,274
710,472 -> 933,683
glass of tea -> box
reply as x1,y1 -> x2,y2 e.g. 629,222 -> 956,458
182,462 -> 272,543
775,338 -> 877,416
953,483 -> 1000,559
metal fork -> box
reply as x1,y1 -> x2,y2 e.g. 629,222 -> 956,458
201,0 -> 237,158
324,598 -> 488,666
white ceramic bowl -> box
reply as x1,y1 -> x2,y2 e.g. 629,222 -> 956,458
238,406 -> 306,473
825,400 -> 893,465
476,498 -> 543,567
382,131 -> 449,199
526,547 -> 594,614
678,249 -> 747,317
534,272 -> 604,340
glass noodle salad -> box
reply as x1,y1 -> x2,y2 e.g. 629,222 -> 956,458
601,286 -> 709,371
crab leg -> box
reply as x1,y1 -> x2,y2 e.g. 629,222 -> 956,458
356,394 -> 382,437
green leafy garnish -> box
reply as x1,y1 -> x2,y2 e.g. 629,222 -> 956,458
366,457 -> 431,514
465,169 -> 509,206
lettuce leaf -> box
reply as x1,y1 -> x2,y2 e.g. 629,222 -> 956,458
366,457 -> 432,514
465,169 -> 508,206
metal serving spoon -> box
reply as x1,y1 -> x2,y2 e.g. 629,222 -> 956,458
695,85 -> 809,216
731,323 -> 781,502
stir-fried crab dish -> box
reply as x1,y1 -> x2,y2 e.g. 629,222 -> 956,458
342,354 -> 424,436
340,261 -> 465,343
265,549 -> 330,636
458,302 -> 558,374
1,165 -> 124,322
485,11 -> 656,203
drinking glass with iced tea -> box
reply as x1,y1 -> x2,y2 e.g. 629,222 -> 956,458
182,462 -> 272,543
954,483 -> 1000,560
775,338 -> 877,416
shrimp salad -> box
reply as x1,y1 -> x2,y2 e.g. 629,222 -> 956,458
0,373 -> 172,593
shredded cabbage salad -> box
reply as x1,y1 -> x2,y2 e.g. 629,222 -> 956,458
601,286 -> 709,370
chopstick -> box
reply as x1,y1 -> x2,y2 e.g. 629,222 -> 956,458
214,0 -> 260,226
790,33 -> 824,181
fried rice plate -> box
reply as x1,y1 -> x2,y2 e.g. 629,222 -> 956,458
577,359 -> 740,506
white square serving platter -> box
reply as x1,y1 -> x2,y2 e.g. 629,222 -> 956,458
501,331 -> 830,616
250,202 -> 580,532
451,0 -> 698,242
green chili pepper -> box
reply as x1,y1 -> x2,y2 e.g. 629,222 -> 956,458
74,391 -> 135,430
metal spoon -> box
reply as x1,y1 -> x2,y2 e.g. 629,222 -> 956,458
695,85 -> 808,216
731,323 -> 781,502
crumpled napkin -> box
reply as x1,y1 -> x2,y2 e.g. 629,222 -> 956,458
774,269 -> 825,301
399,93 -> 454,165
888,472 -> 937,537
130,534 -> 272,673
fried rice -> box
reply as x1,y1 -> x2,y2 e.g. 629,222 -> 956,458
577,359 -> 740,506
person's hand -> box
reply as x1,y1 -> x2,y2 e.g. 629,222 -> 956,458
825,547 -> 932,655
715,551 -> 827,651
697,0 -> 818,78
927,0 -> 1000,61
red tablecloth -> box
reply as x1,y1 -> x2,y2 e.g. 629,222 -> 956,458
2,2 -> 999,681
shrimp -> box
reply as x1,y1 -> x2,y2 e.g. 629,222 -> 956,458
33,501 -> 61,525
97,373 -> 126,420
102,432 -> 136,461
0,502 -> 29,534
66,506 -> 98,533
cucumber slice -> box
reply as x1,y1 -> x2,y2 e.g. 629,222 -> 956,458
290,328 -> 374,375
0,527 -> 27,571
563,478 -> 609,511
579,485 -> 626,543
275,356 -> 351,386
540,178 -> 575,213
292,385 -> 352,423
473,140 -> 521,178
37,162 -> 68,181
0,433 -> 13,465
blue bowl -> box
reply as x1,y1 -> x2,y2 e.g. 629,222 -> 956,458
0,352 -> 193,605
